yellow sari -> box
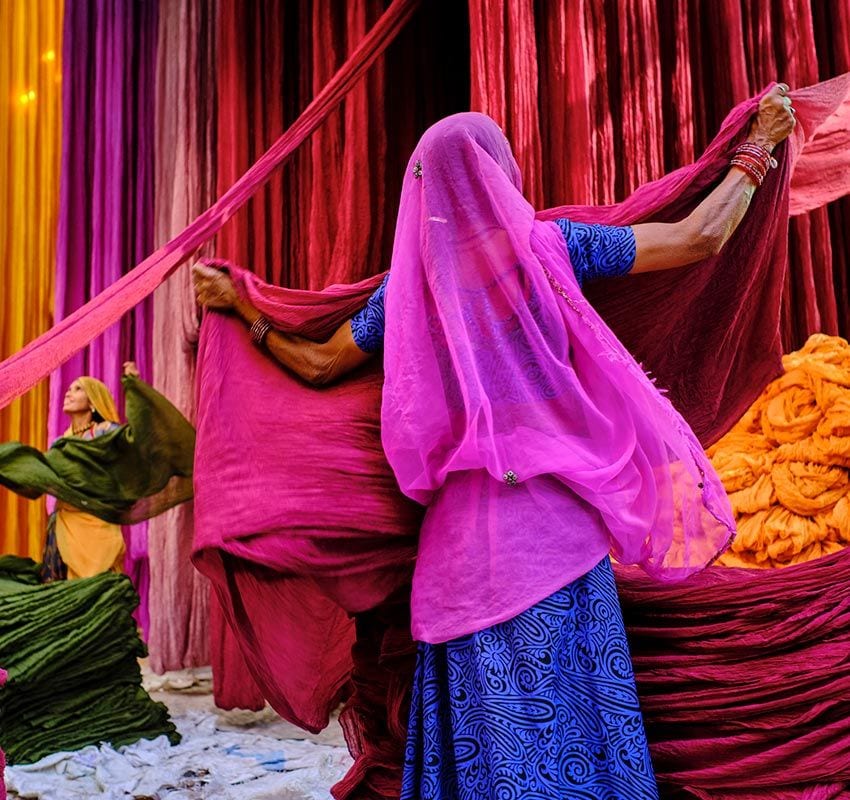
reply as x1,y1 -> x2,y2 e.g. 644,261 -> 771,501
54,377 -> 125,579
54,501 -> 125,579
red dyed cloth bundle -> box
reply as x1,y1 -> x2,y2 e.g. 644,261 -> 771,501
616,547 -> 850,798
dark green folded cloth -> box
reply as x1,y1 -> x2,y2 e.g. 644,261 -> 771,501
0,556 -> 40,588
0,571 -> 180,764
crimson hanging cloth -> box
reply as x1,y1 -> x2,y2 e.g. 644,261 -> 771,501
614,548 -> 850,797
0,0 -> 421,411
538,73 -> 850,446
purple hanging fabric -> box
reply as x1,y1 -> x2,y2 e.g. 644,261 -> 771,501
50,0 -> 158,636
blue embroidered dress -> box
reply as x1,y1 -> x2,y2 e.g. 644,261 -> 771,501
352,221 -> 658,799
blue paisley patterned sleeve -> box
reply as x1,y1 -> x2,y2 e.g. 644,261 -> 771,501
554,218 -> 636,287
350,274 -> 389,353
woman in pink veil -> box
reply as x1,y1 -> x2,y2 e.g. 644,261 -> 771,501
193,86 -> 795,798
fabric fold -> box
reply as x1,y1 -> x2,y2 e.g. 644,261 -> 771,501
192,268 -> 419,731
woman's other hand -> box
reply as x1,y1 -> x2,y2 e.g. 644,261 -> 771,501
192,263 -> 238,310
749,83 -> 796,151
122,361 -> 140,378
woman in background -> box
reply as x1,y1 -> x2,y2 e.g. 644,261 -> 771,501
40,362 -> 139,580
0,362 -> 195,582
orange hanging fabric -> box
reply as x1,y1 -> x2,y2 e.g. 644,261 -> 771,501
0,0 -> 63,557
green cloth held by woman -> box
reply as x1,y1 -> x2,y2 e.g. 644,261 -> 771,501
0,376 -> 194,525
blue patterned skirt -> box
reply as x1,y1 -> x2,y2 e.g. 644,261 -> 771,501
400,556 -> 659,800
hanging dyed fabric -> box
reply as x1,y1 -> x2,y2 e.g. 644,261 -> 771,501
0,0 -> 63,559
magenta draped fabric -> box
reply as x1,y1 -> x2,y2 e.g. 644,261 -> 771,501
193,265 -> 419,732
207,0 -> 470,706
50,0 -> 159,636
381,113 -> 734,644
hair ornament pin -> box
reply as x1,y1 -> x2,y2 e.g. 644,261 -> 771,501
413,159 -> 423,180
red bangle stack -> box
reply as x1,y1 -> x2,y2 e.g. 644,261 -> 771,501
730,142 -> 777,187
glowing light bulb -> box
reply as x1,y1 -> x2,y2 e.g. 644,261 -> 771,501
41,50 -> 56,63
27,90 -> 36,101
19,93 -> 29,105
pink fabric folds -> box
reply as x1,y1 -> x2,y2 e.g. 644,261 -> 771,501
381,113 -> 735,643
539,73 -> 850,448
615,548 -> 850,799
790,77 -> 850,216
192,266 -> 419,733
146,0 -> 215,675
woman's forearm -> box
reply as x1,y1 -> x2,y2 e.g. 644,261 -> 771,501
632,165 -> 759,273
232,297 -> 332,384
632,84 -> 794,274
231,297 -> 370,385
686,163 -> 759,254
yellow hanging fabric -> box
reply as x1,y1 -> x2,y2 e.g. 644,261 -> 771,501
0,0 -> 63,558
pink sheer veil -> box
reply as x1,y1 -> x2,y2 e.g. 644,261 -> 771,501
381,113 -> 736,581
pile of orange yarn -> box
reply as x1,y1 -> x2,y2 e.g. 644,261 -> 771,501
708,334 -> 850,568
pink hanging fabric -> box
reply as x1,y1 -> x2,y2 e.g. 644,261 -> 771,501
0,0 -> 421,413
192,264 -> 419,732
146,0 -> 214,675
790,87 -> 850,215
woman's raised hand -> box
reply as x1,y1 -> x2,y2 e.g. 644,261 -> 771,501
192,263 -> 238,310
122,361 -> 140,378
749,83 -> 796,151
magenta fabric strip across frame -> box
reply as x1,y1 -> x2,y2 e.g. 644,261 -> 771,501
0,0 -> 422,410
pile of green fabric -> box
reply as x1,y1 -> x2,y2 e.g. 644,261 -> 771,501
0,556 -> 179,765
